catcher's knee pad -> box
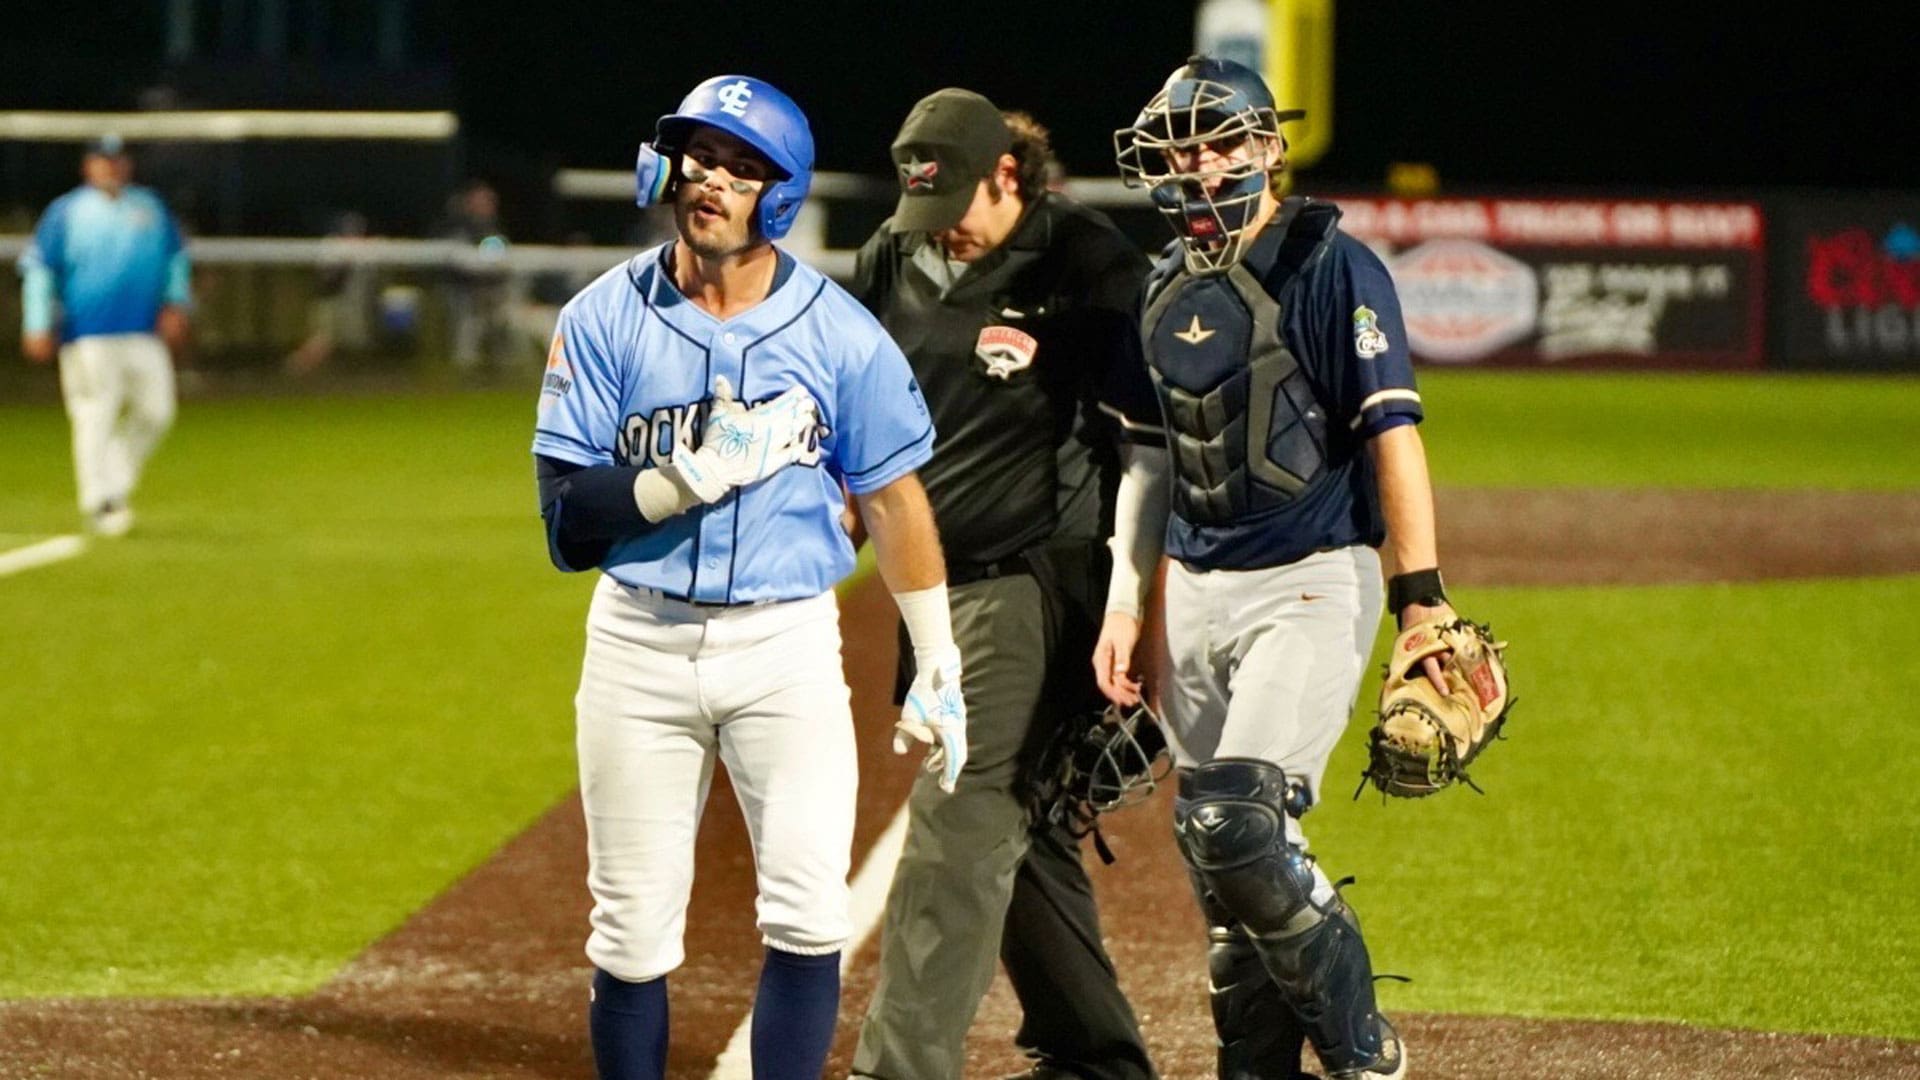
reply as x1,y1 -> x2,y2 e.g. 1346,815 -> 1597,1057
1174,759 -> 1323,938
1187,869 -> 1310,1080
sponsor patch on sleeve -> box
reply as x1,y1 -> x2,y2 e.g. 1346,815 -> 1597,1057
1353,304 -> 1390,359
539,334 -> 573,408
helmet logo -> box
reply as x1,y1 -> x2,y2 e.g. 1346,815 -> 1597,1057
899,155 -> 939,193
715,80 -> 754,118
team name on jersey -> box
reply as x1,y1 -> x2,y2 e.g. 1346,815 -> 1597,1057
615,398 -> 828,469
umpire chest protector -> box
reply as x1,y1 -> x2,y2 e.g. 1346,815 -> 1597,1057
1143,200 -> 1341,527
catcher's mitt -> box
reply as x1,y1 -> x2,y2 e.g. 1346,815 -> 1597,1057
1359,615 -> 1513,798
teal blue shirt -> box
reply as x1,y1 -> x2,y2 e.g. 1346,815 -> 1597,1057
18,184 -> 190,340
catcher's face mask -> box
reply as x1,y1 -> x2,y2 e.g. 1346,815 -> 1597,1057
1114,58 -> 1303,275
1047,702 -> 1171,835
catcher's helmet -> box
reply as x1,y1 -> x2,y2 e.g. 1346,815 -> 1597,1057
650,75 -> 814,241
1114,56 -> 1305,273
1035,702 -> 1171,838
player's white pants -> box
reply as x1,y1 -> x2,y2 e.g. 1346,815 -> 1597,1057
575,576 -> 857,983
57,333 -> 176,515
1160,546 -> 1384,902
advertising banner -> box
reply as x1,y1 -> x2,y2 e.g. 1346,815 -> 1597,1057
1768,195 -> 1920,371
1327,197 -> 1766,368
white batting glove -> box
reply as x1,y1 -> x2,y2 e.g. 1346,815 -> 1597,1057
896,645 -> 968,794
668,375 -> 821,503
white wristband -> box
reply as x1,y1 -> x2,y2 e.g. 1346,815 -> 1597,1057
894,583 -> 957,661
633,467 -> 704,523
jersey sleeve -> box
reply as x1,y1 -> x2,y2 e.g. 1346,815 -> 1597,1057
532,299 -> 625,467
17,202 -> 64,335
832,332 -> 935,495
1087,247 -> 1165,445
1309,234 -> 1422,437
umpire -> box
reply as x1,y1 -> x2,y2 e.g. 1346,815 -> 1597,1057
850,90 -> 1163,1080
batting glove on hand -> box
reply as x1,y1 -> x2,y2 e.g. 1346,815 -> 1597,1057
896,645 -> 968,794
669,375 -> 821,503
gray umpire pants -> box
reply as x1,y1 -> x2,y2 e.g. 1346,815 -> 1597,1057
853,552 -> 1155,1080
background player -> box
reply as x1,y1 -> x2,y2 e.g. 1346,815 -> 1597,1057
849,90 -> 1163,1080
1096,56 -> 1452,1080
17,134 -> 191,537
530,75 -> 967,1080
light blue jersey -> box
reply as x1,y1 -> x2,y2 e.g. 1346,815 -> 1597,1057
533,243 -> 935,605
18,185 -> 190,341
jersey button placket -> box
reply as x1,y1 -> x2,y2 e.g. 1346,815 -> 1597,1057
690,334 -> 742,605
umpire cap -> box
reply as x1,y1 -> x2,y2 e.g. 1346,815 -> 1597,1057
888,88 -> 1010,233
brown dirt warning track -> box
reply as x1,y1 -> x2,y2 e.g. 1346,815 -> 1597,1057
3,488 -> 1918,1079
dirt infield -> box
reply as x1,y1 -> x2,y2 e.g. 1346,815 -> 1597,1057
4,488 -> 1917,1079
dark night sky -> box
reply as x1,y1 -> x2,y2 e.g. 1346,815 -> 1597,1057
5,2 -> 1916,193
446,0 -> 1920,193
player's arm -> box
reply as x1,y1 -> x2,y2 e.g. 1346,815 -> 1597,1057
533,299 -> 674,571
835,328 -> 963,790
855,471 -> 968,793
18,205 -> 63,363
1092,250 -> 1172,707
1094,442 -> 1170,706
536,450 -> 727,572
157,207 -> 192,352
1324,235 -> 1453,686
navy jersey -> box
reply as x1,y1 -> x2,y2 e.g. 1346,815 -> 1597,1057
532,243 -> 935,604
1144,200 -> 1421,572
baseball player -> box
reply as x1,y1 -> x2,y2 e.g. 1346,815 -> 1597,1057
17,134 -> 190,537
849,91 -> 1162,1080
1096,56 -> 1449,1079
531,75 -> 967,1080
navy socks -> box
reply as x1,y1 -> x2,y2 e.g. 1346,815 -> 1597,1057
750,947 -> 841,1080
590,968 -> 668,1080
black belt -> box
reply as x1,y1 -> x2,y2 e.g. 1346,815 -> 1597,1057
946,553 -> 1032,587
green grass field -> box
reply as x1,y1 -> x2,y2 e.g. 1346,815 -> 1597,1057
2,371 -> 1917,1038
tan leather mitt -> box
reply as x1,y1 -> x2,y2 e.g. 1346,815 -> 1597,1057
1360,616 -> 1513,798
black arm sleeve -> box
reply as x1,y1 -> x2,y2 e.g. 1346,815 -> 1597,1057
536,454 -> 649,572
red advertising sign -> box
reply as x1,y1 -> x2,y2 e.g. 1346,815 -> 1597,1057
1324,196 -> 1767,368
1773,197 -> 1920,370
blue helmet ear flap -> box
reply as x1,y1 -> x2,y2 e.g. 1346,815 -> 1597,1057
635,143 -> 674,208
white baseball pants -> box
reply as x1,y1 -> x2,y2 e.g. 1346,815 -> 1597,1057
575,576 -> 858,982
57,333 -> 176,515
1160,546 -> 1385,901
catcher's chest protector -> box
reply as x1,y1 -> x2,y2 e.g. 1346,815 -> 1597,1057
1142,203 -> 1341,527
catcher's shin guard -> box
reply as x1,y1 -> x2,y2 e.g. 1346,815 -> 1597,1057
1187,868 -> 1311,1080
1174,760 -> 1396,1077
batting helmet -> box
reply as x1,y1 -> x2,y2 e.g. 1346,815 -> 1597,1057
1031,702 -> 1171,846
1114,56 -> 1305,273
646,74 -> 815,241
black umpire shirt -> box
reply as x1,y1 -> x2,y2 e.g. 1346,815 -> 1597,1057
853,193 -> 1163,569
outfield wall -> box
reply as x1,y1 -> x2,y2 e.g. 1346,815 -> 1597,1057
0,189 -> 1915,375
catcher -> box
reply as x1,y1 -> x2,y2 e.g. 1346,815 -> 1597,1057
1093,56 -> 1520,1080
